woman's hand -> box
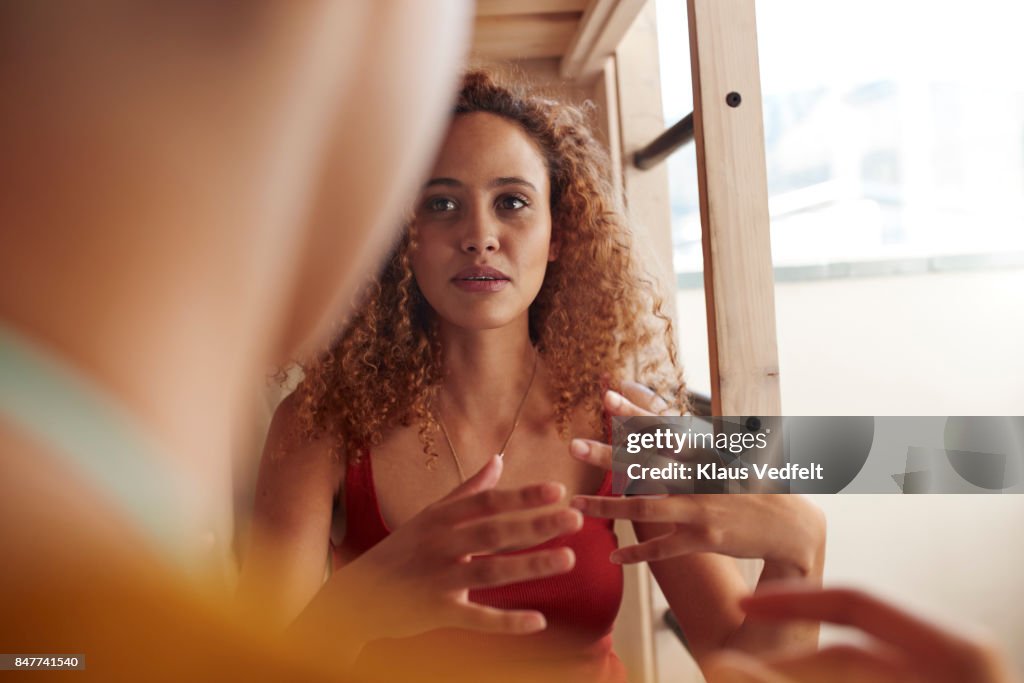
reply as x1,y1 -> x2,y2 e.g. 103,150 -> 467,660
291,455 -> 581,660
569,385 -> 825,577
703,586 -> 1018,683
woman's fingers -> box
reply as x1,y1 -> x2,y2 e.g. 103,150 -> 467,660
608,528 -> 709,564
761,644 -> 914,683
452,603 -> 548,635
604,389 -> 656,418
620,380 -> 673,415
739,587 -> 1009,681
443,547 -> 576,591
438,454 -> 503,503
704,645 -> 915,683
569,438 -> 636,479
432,480 -> 566,526
569,438 -> 614,470
571,494 -> 698,523
441,507 -> 583,558
739,587 -> 966,661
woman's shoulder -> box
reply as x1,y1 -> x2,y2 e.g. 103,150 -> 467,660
261,390 -> 347,495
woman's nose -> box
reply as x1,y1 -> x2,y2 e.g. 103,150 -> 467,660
460,213 -> 500,254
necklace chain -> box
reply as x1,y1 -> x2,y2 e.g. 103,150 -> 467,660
437,350 -> 539,483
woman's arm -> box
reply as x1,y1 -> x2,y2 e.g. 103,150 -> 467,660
237,392 -> 343,627
571,384 -> 826,661
636,506 -> 826,661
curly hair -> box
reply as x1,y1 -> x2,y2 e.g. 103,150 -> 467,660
290,68 -> 688,462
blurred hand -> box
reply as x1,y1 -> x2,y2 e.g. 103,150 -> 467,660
569,385 -> 824,576
702,586 -> 1018,683
325,455 -> 580,642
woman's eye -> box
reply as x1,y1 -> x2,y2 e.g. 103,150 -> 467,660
425,197 -> 457,212
497,194 -> 529,211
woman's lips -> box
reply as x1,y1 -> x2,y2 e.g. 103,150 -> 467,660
452,265 -> 510,293
452,278 -> 509,292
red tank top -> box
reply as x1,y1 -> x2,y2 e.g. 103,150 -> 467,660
332,446 -> 627,683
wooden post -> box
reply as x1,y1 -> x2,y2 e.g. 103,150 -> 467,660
608,5 -> 674,682
687,0 -> 782,416
616,2 -> 677,321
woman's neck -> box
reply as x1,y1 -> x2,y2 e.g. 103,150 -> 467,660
436,318 -> 540,438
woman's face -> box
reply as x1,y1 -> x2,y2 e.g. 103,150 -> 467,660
410,112 -> 556,332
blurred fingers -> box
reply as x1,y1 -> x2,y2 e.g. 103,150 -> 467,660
442,507 -> 583,557
452,604 -> 548,635
759,644 -> 915,683
444,548 -> 575,590
739,587 -> 967,662
433,480 -> 566,525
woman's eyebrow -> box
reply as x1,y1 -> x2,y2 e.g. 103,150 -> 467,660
424,176 -> 538,191
425,177 -> 462,189
489,176 -> 538,191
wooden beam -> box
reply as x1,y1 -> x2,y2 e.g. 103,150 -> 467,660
561,0 -> 647,80
476,0 -> 587,17
687,0 -> 781,416
472,13 -> 578,60
616,2 -> 676,321
593,56 -> 623,200
611,8 -> 670,683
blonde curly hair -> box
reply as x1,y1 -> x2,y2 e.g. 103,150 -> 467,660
291,68 -> 687,461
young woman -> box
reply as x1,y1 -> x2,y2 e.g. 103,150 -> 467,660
242,70 -> 826,683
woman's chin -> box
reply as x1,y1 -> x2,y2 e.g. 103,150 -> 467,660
437,311 -> 528,333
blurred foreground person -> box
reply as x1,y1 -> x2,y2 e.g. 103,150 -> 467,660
702,586 -> 1018,683
0,1 -> 587,679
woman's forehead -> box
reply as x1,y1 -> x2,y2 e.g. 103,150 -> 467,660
429,112 -> 549,192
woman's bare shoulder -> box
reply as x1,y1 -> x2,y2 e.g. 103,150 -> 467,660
254,391 -> 346,517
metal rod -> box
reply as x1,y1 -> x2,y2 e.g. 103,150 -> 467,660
632,112 -> 694,170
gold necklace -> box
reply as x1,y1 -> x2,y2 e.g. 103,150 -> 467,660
437,350 -> 539,482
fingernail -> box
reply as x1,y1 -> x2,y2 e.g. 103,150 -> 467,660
609,551 -> 625,564
560,509 -> 584,531
605,390 -> 623,408
539,482 -> 565,502
569,439 -> 590,460
523,613 -> 546,632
